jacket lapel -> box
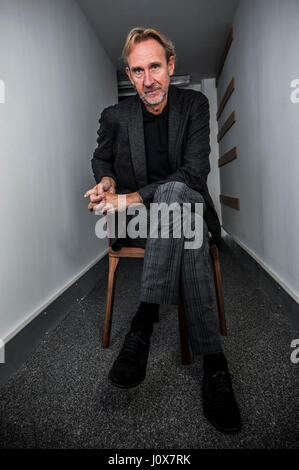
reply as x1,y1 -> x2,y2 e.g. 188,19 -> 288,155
167,86 -> 183,172
128,96 -> 148,188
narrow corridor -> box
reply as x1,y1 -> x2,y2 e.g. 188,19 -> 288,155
0,245 -> 297,449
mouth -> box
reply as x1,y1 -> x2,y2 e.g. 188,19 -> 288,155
145,89 -> 160,96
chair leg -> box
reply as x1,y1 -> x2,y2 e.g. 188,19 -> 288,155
102,255 -> 120,348
177,298 -> 191,365
153,311 -> 159,323
210,245 -> 227,336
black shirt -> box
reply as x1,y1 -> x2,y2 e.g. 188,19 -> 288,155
141,100 -> 170,183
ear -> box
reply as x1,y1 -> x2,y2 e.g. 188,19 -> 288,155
126,66 -> 134,86
168,56 -> 175,77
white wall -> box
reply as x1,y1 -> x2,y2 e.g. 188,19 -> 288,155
202,79 -> 221,220
0,0 -> 117,343
217,0 -> 299,302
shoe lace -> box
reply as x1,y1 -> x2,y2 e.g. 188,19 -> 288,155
118,332 -> 147,363
210,371 -> 233,402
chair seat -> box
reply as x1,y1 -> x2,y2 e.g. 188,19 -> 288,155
109,246 -> 145,258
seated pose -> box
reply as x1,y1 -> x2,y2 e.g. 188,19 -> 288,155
85,27 -> 241,434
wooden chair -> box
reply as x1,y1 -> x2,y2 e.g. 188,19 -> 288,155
102,243 -> 227,365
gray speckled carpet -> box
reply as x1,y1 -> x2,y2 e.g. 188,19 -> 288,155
0,245 -> 298,449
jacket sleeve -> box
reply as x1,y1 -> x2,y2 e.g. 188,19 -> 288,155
91,107 -> 118,185
137,93 -> 211,203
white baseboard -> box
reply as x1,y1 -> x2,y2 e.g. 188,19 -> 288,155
0,339 -> 5,363
222,227 -> 299,304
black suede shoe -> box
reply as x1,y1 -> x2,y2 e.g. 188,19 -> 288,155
108,331 -> 150,388
202,370 -> 241,434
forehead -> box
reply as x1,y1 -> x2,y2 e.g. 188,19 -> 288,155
127,38 -> 166,67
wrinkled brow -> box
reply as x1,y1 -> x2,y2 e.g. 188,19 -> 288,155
131,62 -> 162,72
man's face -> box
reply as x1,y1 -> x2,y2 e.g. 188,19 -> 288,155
126,38 -> 175,110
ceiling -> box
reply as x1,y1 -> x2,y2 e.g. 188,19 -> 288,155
77,0 -> 239,83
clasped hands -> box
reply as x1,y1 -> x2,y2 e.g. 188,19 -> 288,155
84,177 -> 143,214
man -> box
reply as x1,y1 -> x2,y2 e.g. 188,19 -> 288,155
85,27 -> 241,434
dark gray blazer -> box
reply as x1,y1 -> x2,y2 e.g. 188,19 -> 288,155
91,85 -> 222,248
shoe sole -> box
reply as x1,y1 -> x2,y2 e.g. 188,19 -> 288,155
108,373 -> 146,389
203,406 -> 242,434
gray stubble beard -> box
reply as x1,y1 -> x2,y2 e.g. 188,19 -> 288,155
141,88 -> 167,106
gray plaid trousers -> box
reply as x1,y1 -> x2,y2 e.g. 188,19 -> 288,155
139,181 -> 223,355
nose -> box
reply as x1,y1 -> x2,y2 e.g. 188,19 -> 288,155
143,69 -> 155,88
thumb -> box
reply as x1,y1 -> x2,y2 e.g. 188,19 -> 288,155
97,182 -> 105,194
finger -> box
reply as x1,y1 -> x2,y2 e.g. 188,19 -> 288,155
97,182 -> 105,195
102,202 -> 115,214
100,205 -> 109,214
94,202 -> 105,211
88,202 -> 98,211
94,202 -> 106,216
90,193 -> 104,203
84,187 -> 97,198
94,202 -> 110,215
88,198 -> 103,209
102,183 -> 109,191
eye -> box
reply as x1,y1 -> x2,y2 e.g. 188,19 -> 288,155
151,64 -> 160,70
